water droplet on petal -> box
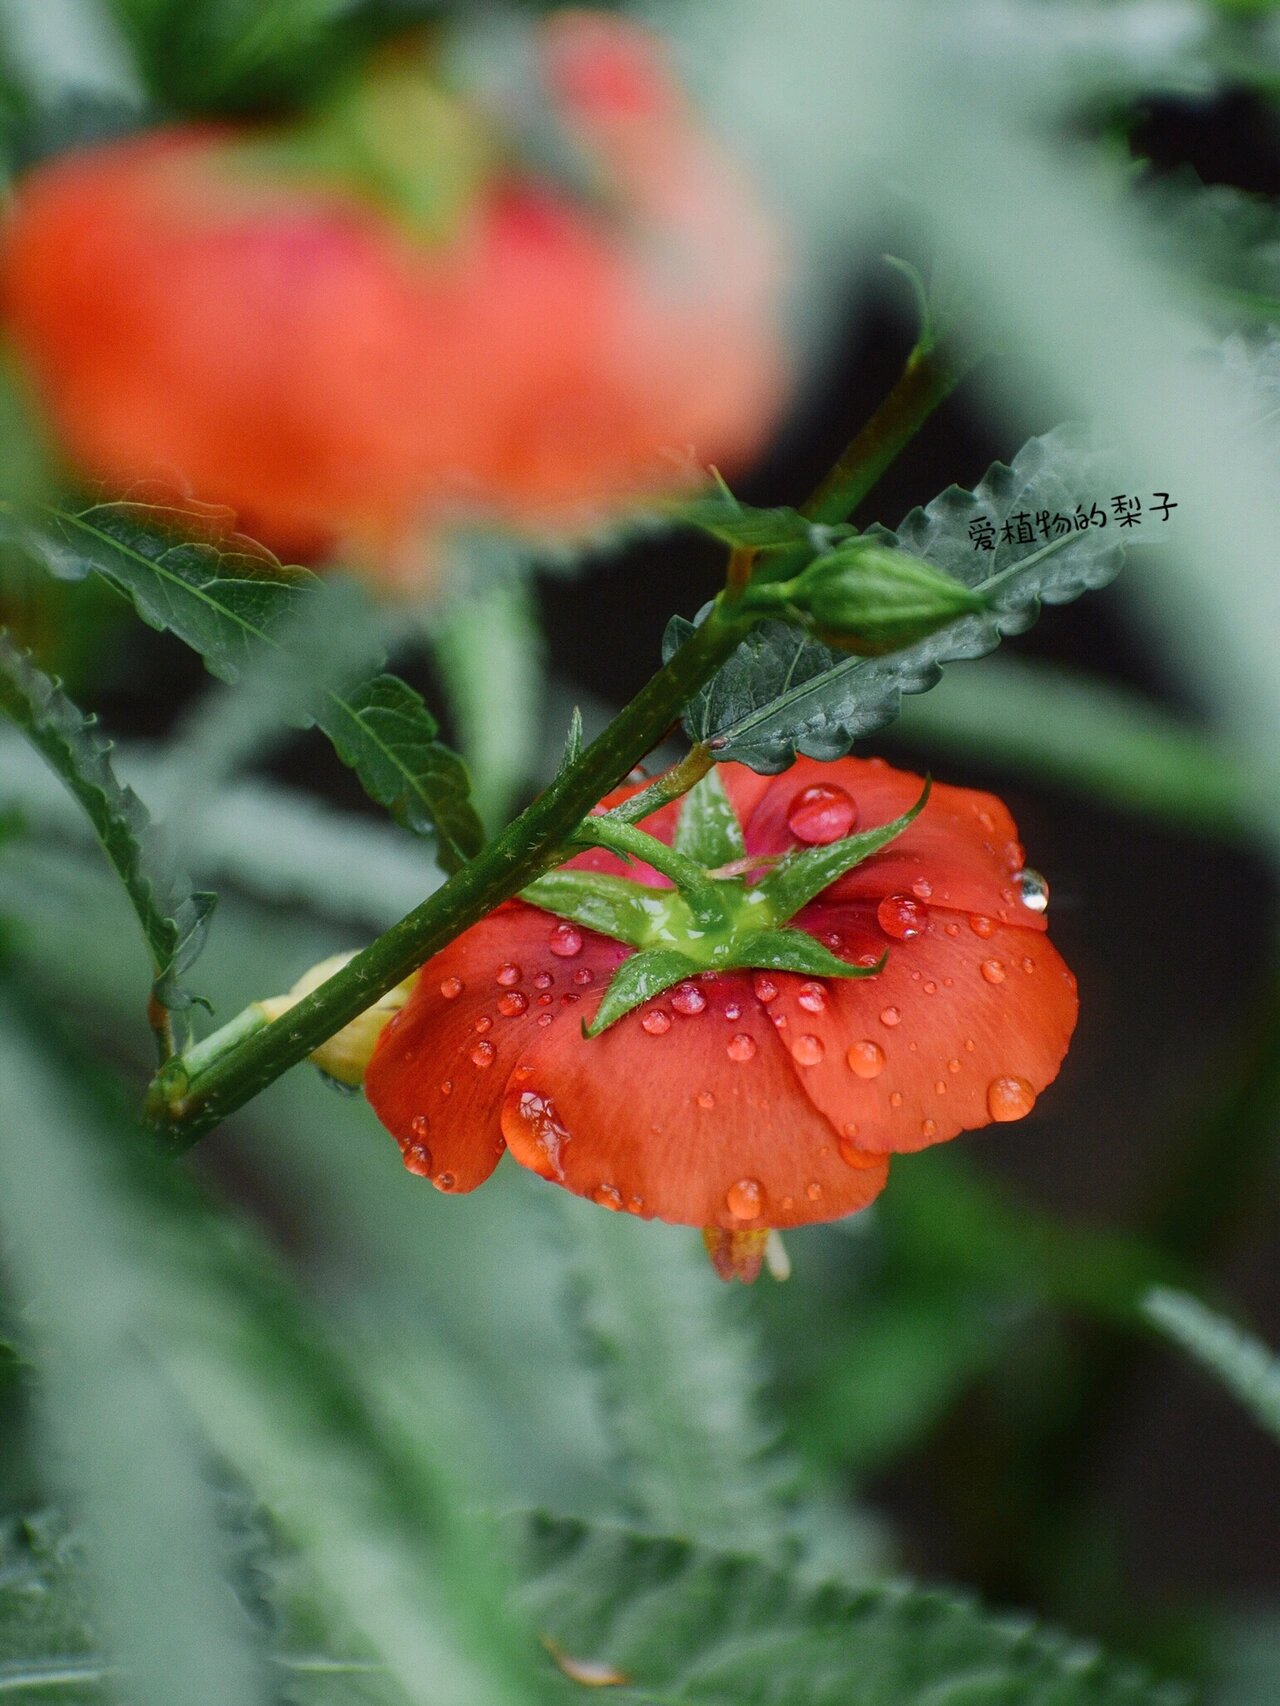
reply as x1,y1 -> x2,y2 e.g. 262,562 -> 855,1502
537,1013 -> 553,1027
797,981 -> 827,1013
880,1005 -> 901,1027
964,1037 -> 976,1052
641,1009 -> 672,1035
921,1118 -> 937,1138
977,809 -> 996,832
470,1040 -> 495,1067
696,1090 -> 716,1109
440,975 -> 463,999
948,1057 -> 961,1073
944,921 -> 960,937
549,923 -> 583,957
723,1000 -> 743,1021
1017,868 -> 1050,913
534,970 -> 553,990
434,1171 -> 456,1191
806,1183 -> 822,1201
969,914 -> 996,939
506,1089 -> 570,1178
911,877 -> 933,900
727,1032 -> 757,1062
474,1014 -> 493,1033
838,1136 -> 882,1169
889,1090 -> 903,1108
573,967 -> 594,985
726,1177 -> 763,1220
846,1039 -> 885,1078
513,1064 -> 534,1082
496,963 -> 521,987
923,980 -> 937,996
787,783 -> 857,843
410,1113 -> 430,1139
403,1140 -> 432,1176
592,1184 -> 623,1211
980,958 -> 1006,985
753,973 -> 779,1004
671,982 -> 707,1016
987,1075 -> 1037,1121
791,1033 -> 825,1065
439,1079 -> 453,1096
498,991 -> 528,1017
934,1080 -> 946,1095
877,893 -> 928,940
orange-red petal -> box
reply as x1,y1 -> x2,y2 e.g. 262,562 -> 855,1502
764,899 -> 1077,1153
498,967 -> 888,1228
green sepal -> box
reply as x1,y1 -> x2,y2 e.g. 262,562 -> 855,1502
757,778 -> 931,924
572,816 -> 729,935
584,948 -> 702,1038
673,766 -> 746,869
725,929 -> 886,981
519,870 -> 659,949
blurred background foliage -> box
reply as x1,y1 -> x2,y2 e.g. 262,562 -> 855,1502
0,0 -> 1279,1703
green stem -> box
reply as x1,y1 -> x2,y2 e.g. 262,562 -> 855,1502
150,600 -> 752,1147
803,345 -> 969,526
605,743 -> 714,826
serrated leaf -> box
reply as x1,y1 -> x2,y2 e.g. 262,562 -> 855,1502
668,425 -> 1131,771
0,631 -> 214,1013
1144,1287 -> 1280,1442
1,499 -> 483,867
672,766 -> 745,867
517,1515 -> 1191,1706
553,1213 -> 790,1555
584,946 -> 700,1037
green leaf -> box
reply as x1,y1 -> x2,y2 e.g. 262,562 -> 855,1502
672,766 -> 746,867
1144,1287 -> 1280,1442
584,946 -> 701,1037
519,870 -> 658,948
1,500 -> 483,868
755,779 -> 930,921
728,927 -> 885,981
554,1212 -> 790,1554
668,425 -> 1131,770
0,630 -> 215,1014
517,1515 -> 1191,1706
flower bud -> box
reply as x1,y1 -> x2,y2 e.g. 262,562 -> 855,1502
784,541 -> 986,655
256,954 -> 416,1086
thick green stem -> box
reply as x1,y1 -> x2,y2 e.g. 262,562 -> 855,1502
803,346 -> 968,526
150,601 -> 752,1148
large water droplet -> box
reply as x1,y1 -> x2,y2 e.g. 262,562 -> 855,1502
549,923 -> 583,958
403,1141 -> 432,1177
791,1033 -> 825,1065
980,958 -> 1006,985
1016,868 -> 1050,913
726,1032 -> 757,1062
641,1009 -> 672,1035
440,975 -> 463,999
726,1177 -> 763,1220
507,1089 -> 570,1178
987,1075 -> 1036,1121
671,982 -> 707,1016
846,1039 -> 885,1078
498,991 -> 528,1017
877,893 -> 928,940
470,1040 -> 496,1067
787,783 -> 857,844
496,963 -> 521,987
797,981 -> 827,1014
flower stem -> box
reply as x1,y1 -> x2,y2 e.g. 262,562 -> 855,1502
803,344 -> 969,526
149,600 -> 753,1148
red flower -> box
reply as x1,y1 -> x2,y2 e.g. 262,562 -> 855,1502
365,757 -> 1078,1273
0,13 -> 786,580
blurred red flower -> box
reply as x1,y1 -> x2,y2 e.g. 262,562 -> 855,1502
366,757 -> 1078,1276
0,11 -> 787,583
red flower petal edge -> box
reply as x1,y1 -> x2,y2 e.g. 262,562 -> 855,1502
365,757 -> 1078,1241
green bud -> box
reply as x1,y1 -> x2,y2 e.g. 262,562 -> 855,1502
760,541 -> 987,655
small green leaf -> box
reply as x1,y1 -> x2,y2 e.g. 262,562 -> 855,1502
1144,1287 -> 1280,1442
670,491 -> 856,552
584,947 -> 701,1037
756,780 -> 930,923
727,928 -> 885,981
1,499 -> 483,867
672,766 -> 746,868
0,631 -> 215,1014
519,869 -> 659,948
